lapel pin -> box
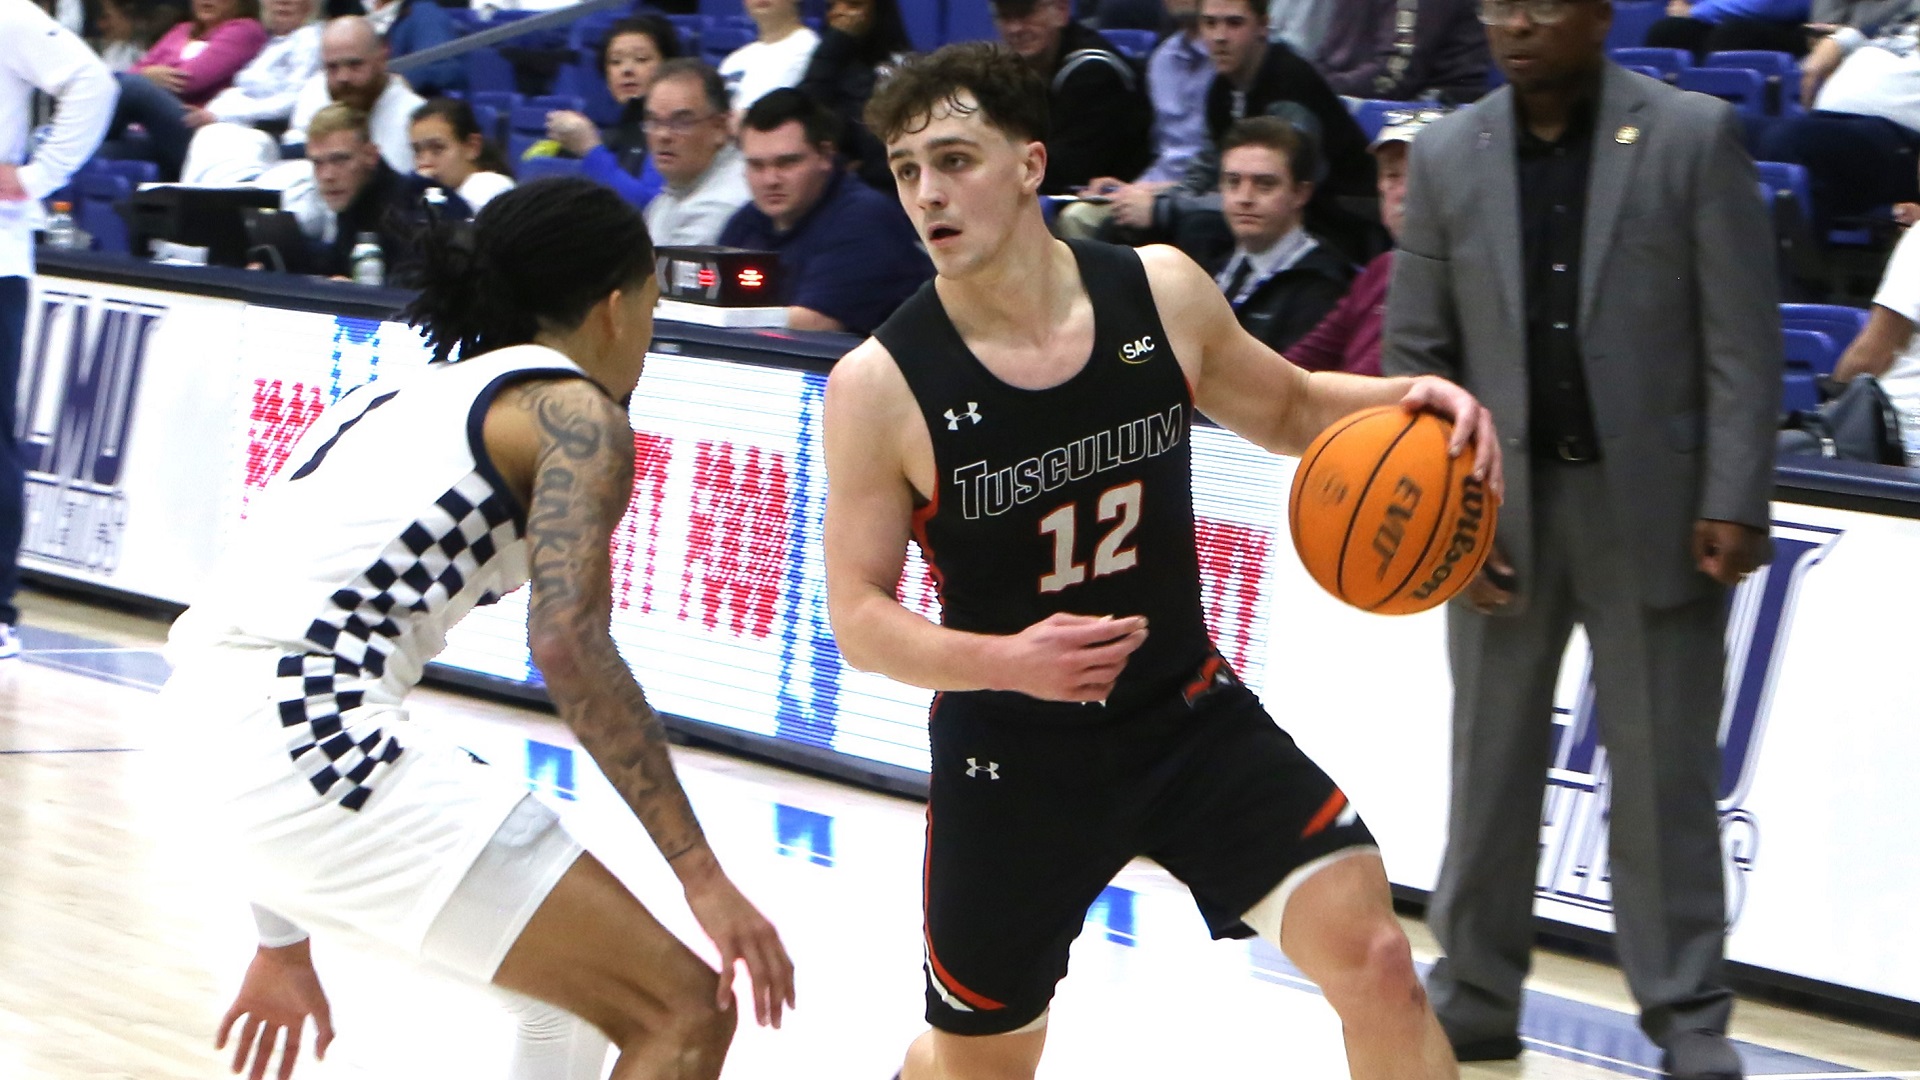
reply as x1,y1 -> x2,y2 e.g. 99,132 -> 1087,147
1615,124 -> 1641,145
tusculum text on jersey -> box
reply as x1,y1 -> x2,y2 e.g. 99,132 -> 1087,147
951,406 -> 1184,520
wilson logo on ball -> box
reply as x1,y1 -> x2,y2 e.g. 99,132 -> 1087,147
1288,406 -> 1499,615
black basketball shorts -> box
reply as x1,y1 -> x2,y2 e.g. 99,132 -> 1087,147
920,661 -> 1378,1036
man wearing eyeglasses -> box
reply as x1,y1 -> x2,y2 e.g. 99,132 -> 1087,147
638,58 -> 751,247
1384,2 -> 1779,1078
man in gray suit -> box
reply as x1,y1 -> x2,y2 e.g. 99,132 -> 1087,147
1382,1 -> 1779,1077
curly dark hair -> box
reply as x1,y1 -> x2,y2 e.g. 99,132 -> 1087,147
403,178 -> 655,364
863,41 -> 1049,147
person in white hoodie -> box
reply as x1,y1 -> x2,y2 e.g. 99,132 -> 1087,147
202,0 -> 323,129
0,0 -> 117,658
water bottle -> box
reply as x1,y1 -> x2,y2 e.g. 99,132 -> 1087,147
350,232 -> 385,286
45,201 -> 78,250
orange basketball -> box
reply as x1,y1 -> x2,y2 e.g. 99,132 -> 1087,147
1288,406 -> 1499,615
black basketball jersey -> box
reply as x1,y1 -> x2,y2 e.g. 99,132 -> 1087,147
873,240 -> 1215,714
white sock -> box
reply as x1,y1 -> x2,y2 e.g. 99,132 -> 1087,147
500,991 -> 611,1080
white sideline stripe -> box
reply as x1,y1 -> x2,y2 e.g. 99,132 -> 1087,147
1521,1036 -> 1662,1074
1755,1073 -> 1920,1079
26,647 -> 165,654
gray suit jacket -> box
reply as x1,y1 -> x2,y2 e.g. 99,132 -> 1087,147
1382,64 -> 1780,612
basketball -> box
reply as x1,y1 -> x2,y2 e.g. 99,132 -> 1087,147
1288,406 -> 1499,615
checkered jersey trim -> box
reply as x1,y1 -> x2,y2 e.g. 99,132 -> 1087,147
275,471 -> 522,811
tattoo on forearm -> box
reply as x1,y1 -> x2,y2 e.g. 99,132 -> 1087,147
517,382 -> 708,865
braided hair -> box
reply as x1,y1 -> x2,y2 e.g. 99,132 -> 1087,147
404,177 -> 655,364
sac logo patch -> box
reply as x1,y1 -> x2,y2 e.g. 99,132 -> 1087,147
1119,335 -> 1156,364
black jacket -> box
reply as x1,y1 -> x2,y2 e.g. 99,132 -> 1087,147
1041,23 -> 1154,194
1203,41 -> 1374,200
316,160 -> 469,282
800,28 -> 900,191
1223,241 -> 1355,355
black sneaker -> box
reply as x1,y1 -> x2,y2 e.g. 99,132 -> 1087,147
1450,1033 -> 1523,1062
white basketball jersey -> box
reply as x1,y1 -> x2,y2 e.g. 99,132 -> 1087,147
168,345 -> 588,810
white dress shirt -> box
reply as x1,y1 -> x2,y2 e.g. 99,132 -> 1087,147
0,0 -> 117,278
1215,225 -> 1317,306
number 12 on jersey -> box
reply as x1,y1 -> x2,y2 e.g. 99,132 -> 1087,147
1038,481 -> 1142,593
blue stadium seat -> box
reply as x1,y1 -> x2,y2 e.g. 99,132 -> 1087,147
1756,161 -> 1812,223
508,103 -> 554,162
1103,29 -> 1158,60
1704,49 -> 1797,114
445,7 -> 480,35
529,93 -> 585,114
945,0 -> 998,45
664,14 -> 703,54
1782,327 -> 1838,376
1623,64 -> 1665,81
76,172 -> 132,254
1677,67 -> 1768,117
1607,1 -> 1666,52
898,0 -> 936,49
1781,303 -> 1869,353
1781,371 -> 1820,412
1610,47 -> 1689,81
471,91 -> 519,143
697,0 -> 744,18
553,58 -> 623,127
519,155 -> 584,181
567,9 -> 625,52
464,46 -> 517,96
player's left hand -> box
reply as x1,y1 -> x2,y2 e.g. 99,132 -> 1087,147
216,941 -> 334,1080
545,110 -> 602,156
1693,519 -> 1770,586
1399,376 -> 1505,500
684,870 -> 797,1029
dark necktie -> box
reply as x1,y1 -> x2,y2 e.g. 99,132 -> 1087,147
1223,256 -> 1254,304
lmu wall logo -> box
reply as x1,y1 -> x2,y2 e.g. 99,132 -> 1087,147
1537,522 -> 1842,927
17,289 -> 165,572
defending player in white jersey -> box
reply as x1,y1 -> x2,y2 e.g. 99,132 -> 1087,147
158,177 -> 793,1080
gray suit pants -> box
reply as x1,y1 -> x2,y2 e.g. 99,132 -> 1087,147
1428,461 -> 1734,1047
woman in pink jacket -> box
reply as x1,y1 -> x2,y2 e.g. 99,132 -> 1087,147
103,0 -> 268,179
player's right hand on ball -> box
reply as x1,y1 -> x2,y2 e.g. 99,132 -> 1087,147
997,613 -> 1148,702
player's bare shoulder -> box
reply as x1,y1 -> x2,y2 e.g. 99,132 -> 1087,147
1132,243 -> 1228,380
484,375 -> 631,505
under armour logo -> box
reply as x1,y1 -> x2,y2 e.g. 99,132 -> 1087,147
965,757 -> 1000,779
945,403 -> 982,430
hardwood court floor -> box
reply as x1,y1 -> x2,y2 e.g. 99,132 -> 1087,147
3,587 -> 1917,1079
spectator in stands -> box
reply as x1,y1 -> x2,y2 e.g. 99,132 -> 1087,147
1111,0 -> 1376,264
299,102 -> 466,280
1268,0 -> 1335,59
989,0 -> 1153,194
1314,0 -> 1491,102
641,58 -> 750,244
1645,0 -> 1813,60
1287,109 -> 1441,376
92,0 -> 157,71
1212,117 -> 1352,352
1831,221 -> 1920,464
410,97 -> 513,210
203,0 -> 322,132
1058,0 -> 1210,236
284,16 -> 424,170
800,0 -> 914,190
362,0 -> 460,95
1762,5 -> 1920,227
100,0 -> 268,177
126,0 -> 267,103
718,89 -> 931,333
2,0 -> 115,658
543,15 -> 679,206
720,0 -> 820,112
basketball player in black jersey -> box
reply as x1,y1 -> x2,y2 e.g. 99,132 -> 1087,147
823,44 -> 1504,1080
